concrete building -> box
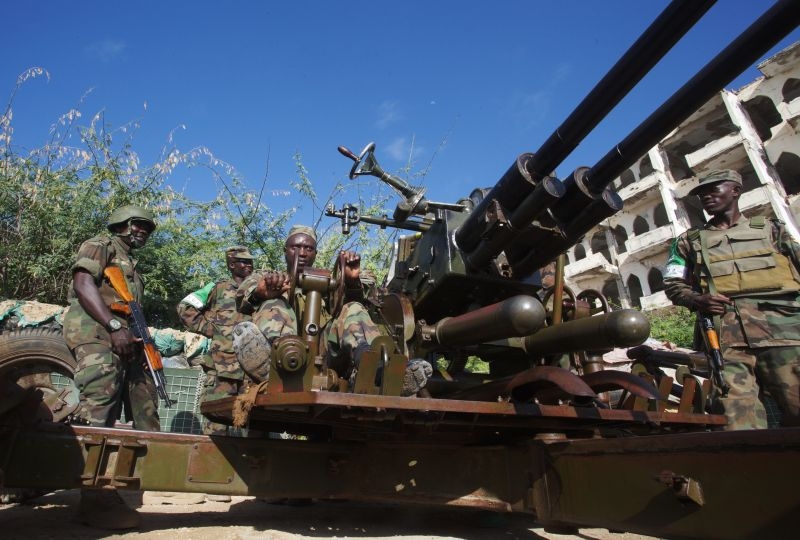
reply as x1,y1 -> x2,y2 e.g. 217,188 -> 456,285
563,41 -> 800,312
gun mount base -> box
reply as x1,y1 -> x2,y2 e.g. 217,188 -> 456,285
1,422 -> 798,539
200,390 -> 724,444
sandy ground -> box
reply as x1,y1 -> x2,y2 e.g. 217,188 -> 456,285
0,489 -> 661,540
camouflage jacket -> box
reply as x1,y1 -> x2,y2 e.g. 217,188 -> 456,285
235,270 -> 332,331
178,278 -> 249,380
62,234 -> 143,349
664,217 -> 800,348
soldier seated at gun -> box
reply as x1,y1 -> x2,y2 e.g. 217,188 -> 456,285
232,225 -> 432,395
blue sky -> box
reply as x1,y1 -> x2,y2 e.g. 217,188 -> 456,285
4,1 -> 799,228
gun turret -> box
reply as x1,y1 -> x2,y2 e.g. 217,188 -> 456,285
327,0 -> 800,395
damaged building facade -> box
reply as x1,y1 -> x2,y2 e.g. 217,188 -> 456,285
563,41 -> 800,311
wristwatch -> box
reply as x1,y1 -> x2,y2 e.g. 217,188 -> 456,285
107,319 -> 122,332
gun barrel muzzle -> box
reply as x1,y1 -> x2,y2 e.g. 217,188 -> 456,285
523,309 -> 650,356
424,295 -> 546,347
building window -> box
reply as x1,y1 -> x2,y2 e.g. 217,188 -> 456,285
648,267 -> 665,293
664,150 -> 690,180
613,225 -> 628,254
633,215 -> 650,236
782,77 -> 800,103
627,274 -> 643,308
639,155 -> 654,178
653,203 -> 669,227
591,231 -> 611,262
620,169 -> 636,188
742,95 -> 781,142
602,279 -> 622,309
574,243 -> 586,261
775,152 -> 800,196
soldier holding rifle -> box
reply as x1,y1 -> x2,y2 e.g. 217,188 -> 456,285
62,204 -> 159,529
664,170 -> 800,430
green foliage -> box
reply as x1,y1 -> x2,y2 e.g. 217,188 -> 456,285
0,70 -> 294,325
0,70 -> 409,326
646,306 -> 695,349
465,356 -> 490,374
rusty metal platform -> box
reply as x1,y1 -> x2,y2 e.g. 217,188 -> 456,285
201,391 -> 726,442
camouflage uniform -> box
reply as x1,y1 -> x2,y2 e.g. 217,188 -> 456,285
236,272 -> 381,378
664,216 -> 800,429
63,235 -> 159,430
178,278 -> 250,434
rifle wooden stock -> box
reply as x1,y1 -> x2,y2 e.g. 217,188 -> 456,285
104,266 -> 134,303
103,266 -> 173,407
109,302 -> 131,316
700,315 -> 730,396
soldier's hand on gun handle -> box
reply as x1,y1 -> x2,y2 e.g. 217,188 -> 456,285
341,250 -> 361,286
691,293 -> 733,315
256,271 -> 291,300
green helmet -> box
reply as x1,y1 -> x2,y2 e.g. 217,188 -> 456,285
107,205 -> 157,232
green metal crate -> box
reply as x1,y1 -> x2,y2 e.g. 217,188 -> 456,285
52,367 -> 206,434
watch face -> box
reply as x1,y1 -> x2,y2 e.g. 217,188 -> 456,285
109,319 -> 122,331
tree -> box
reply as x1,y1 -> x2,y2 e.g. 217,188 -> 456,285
0,70 -> 293,325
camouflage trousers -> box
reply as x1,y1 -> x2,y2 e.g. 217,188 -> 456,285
711,344 -> 800,430
72,343 -> 160,431
198,371 -> 248,435
251,299 -> 380,377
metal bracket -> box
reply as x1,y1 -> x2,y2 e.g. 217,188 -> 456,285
81,434 -> 144,489
655,470 -> 705,506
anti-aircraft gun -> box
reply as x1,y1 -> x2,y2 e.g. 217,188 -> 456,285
327,141 -> 655,405
2,1 -> 800,537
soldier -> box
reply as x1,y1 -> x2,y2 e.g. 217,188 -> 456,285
177,245 -> 254,435
62,204 -> 159,529
664,169 -> 800,430
233,225 -> 432,395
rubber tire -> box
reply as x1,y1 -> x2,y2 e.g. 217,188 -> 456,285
0,327 -> 76,424
0,327 -> 76,378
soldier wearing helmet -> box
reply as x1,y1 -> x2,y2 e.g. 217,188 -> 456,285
62,204 -> 158,529
177,245 -> 255,435
107,204 -> 157,249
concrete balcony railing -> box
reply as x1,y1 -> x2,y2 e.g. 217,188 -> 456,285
685,132 -> 743,169
617,173 -> 660,203
739,185 -> 771,212
640,290 -> 671,311
625,225 -> 676,259
565,252 -> 618,279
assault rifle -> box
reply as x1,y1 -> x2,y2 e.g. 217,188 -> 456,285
699,315 -> 730,397
104,266 -> 174,408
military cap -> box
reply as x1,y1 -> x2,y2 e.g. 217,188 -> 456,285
689,169 -> 743,196
286,225 -> 317,242
225,245 -> 254,260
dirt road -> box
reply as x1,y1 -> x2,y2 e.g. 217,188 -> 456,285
0,489 -> 659,540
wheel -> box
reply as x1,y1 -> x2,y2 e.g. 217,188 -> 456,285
0,327 -> 78,425
540,285 -> 577,324
576,289 -> 610,315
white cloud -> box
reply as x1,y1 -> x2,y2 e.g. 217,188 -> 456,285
85,40 -> 126,63
503,62 -> 573,131
375,100 -> 402,129
385,137 -> 407,161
